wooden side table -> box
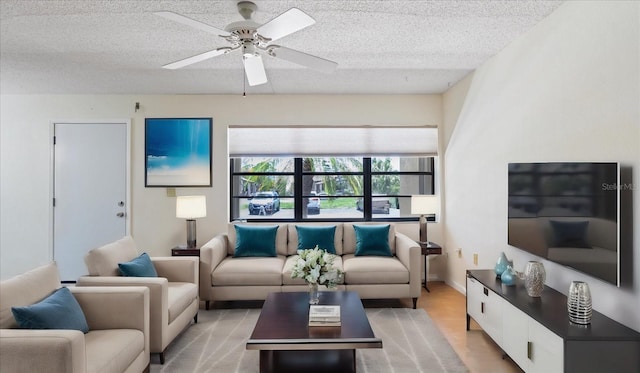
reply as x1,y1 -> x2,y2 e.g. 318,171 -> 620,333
418,241 -> 442,292
171,247 -> 201,257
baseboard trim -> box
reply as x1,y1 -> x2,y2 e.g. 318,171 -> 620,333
445,278 -> 466,295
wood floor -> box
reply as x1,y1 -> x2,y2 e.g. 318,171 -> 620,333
417,281 -> 522,373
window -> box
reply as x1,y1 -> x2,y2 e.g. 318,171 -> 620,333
230,157 -> 434,221
228,125 -> 438,222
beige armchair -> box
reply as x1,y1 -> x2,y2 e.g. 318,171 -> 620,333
0,262 -> 150,373
77,236 -> 199,364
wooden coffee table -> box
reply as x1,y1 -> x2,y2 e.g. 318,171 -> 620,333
246,291 -> 382,373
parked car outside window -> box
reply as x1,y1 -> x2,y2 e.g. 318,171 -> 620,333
307,191 -> 321,215
248,191 -> 280,215
356,197 -> 391,214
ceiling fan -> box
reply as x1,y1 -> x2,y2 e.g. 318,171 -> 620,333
155,1 -> 338,86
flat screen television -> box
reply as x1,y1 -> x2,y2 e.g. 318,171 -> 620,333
508,162 -> 619,286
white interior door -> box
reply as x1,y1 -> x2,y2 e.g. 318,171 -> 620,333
53,122 -> 129,282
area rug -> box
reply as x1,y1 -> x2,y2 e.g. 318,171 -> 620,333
151,308 -> 469,373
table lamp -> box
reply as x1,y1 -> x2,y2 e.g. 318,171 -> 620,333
176,195 -> 207,248
411,195 -> 437,244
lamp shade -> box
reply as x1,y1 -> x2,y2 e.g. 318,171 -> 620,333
411,195 -> 438,215
176,195 -> 207,219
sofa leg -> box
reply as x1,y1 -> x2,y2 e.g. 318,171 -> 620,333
194,313 -> 198,323
205,300 -> 210,310
159,352 -> 165,365
412,297 -> 417,309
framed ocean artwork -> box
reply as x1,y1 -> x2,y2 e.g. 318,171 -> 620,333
145,118 -> 212,187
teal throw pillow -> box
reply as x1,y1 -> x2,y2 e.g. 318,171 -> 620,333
296,225 -> 337,254
118,252 -> 158,277
11,287 -> 89,333
354,224 -> 392,257
234,225 -> 278,257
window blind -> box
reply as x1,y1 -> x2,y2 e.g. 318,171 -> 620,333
228,126 -> 438,157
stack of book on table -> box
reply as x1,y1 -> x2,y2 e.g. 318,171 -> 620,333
309,305 -> 341,327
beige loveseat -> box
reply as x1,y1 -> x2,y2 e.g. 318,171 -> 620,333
199,222 -> 421,309
77,236 -> 199,364
0,262 -> 150,373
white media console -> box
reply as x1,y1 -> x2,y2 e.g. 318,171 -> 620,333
466,270 -> 640,373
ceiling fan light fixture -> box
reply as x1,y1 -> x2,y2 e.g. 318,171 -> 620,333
242,42 -> 257,58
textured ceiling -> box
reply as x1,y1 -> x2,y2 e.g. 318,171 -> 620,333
0,0 -> 564,95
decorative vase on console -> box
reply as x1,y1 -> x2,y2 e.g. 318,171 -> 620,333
568,281 -> 592,324
500,265 -> 516,286
524,261 -> 546,297
494,252 -> 513,279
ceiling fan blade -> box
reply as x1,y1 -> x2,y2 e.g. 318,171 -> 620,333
257,8 -> 315,42
268,46 -> 337,73
243,54 -> 268,86
162,48 -> 230,69
154,11 -> 230,37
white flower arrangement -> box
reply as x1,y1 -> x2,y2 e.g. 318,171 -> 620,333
291,245 -> 343,288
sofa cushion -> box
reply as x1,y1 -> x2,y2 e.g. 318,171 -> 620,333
342,254 -> 409,284
118,252 -> 158,277
233,225 -> 278,257
353,224 -> 393,256
288,223 -> 344,255
85,236 -> 139,276
343,223 -> 395,255
0,262 -> 60,329
228,223 -> 288,256
212,256 -> 286,286
11,287 -> 89,333
85,329 -> 144,373
295,225 -> 337,254
282,255 -> 345,285
167,282 -> 198,324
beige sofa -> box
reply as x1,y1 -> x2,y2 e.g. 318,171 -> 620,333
0,262 -> 150,373
77,236 -> 199,364
199,222 -> 421,309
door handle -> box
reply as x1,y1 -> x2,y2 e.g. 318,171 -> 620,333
481,302 -> 485,314
527,341 -> 532,360
116,212 -> 125,218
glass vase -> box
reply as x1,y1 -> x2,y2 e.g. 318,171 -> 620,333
494,252 -> 512,278
501,265 -> 516,286
568,281 -> 592,324
524,261 -> 545,297
308,282 -> 319,304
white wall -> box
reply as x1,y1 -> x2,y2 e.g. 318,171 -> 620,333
441,72 -> 474,292
443,1 -> 640,331
0,94 -> 443,279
